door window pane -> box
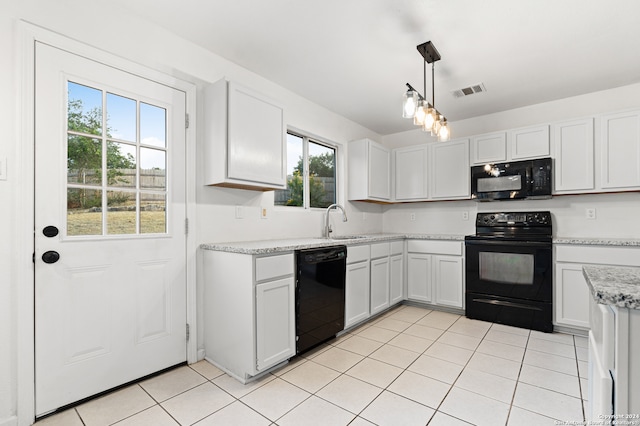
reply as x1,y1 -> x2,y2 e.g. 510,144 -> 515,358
67,188 -> 102,236
140,147 -> 166,190
275,133 -> 304,206
106,93 -> 136,142
141,193 -> 166,234
309,141 -> 336,208
106,190 -> 137,235
140,102 -> 166,148
67,135 -> 102,185
66,81 -> 170,237
107,142 -> 136,188
68,82 -> 103,136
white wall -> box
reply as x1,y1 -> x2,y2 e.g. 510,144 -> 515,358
381,85 -> 640,239
0,1 -> 381,424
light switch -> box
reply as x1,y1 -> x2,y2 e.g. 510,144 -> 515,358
235,206 -> 243,219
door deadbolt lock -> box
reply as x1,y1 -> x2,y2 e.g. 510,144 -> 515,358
43,226 -> 59,238
42,251 -> 60,264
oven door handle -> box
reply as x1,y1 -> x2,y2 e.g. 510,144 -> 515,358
465,239 -> 551,248
471,298 -> 544,311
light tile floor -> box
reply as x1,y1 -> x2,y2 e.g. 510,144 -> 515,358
37,305 -> 589,426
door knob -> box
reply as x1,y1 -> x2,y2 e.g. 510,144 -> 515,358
43,226 -> 59,238
42,251 -> 60,264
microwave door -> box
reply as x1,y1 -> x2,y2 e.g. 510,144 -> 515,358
475,175 -> 523,200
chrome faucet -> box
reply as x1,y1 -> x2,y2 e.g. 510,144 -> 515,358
324,204 -> 348,238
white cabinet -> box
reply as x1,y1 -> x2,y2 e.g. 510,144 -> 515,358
554,263 -> 590,328
203,251 -> 294,382
588,295 -> 640,421
470,125 -> 549,165
370,257 -> 390,315
553,118 -> 595,193
394,145 -> 428,200
348,139 -> 391,202
406,240 -> 464,309
554,244 -> 640,331
407,253 -> 433,302
389,241 -> 404,306
509,125 -> 550,160
203,79 -> 286,190
433,255 -> 464,308
256,277 -> 295,370
345,244 -> 370,328
471,132 -> 507,164
600,110 -> 640,190
430,139 -> 470,199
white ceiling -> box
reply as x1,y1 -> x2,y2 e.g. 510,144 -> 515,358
111,0 -> 640,136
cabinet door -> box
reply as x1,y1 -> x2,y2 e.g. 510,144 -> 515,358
394,145 -> 428,200
407,253 -> 432,302
510,125 -> 550,160
370,257 -> 390,315
471,132 -> 506,164
227,82 -> 286,187
368,142 -> 391,199
555,263 -> 590,329
434,255 -> 463,308
256,277 -> 295,370
553,119 -> 595,193
430,139 -> 470,199
601,110 -> 640,189
389,254 -> 404,306
345,261 -> 370,328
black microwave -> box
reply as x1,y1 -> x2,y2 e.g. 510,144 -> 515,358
471,158 -> 552,201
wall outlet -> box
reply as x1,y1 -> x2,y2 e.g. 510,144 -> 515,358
462,211 -> 469,221
261,206 -> 269,219
410,213 -> 416,221
235,206 -> 243,219
586,208 -> 596,220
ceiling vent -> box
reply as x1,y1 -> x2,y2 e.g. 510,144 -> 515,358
452,83 -> 486,98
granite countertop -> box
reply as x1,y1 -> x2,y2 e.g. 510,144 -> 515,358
554,237 -> 640,247
583,265 -> 640,310
200,233 -> 465,255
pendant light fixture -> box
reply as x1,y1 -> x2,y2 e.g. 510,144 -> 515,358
402,41 -> 450,141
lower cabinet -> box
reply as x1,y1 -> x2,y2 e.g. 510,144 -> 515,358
390,253 -> 404,305
406,240 -> 464,309
255,277 -> 295,370
555,244 -> 640,331
370,257 -> 390,315
345,244 -> 371,328
203,250 -> 295,382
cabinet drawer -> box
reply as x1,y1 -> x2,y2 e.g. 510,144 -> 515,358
390,240 -> 404,256
255,253 -> 294,282
556,245 -> 640,266
370,242 -> 390,259
347,244 -> 370,264
408,240 -> 462,256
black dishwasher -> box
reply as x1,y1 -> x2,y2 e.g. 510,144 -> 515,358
295,246 -> 346,354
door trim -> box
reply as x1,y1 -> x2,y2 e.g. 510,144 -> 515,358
16,21 -> 198,425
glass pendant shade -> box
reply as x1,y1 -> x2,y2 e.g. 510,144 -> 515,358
413,100 -> 427,126
402,89 -> 418,118
423,107 -> 436,132
431,116 -> 441,137
438,119 -> 450,141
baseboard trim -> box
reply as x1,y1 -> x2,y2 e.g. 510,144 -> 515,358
0,415 -> 18,426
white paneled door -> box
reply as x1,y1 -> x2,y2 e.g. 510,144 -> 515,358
34,42 -> 187,415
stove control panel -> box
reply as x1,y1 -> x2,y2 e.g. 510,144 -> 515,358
476,211 -> 552,227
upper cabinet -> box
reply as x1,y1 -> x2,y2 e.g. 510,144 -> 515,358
203,79 -> 286,191
348,138 -> 391,202
600,110 -> 640,190
430,139 -> 470,200
553,118 -> 595,194
509,125 -> 550,160
393,145 -> 428,201
470,132 -> 506,164
470,125 -> 549,165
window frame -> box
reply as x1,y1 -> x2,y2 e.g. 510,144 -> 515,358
276,128 -> 341,210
